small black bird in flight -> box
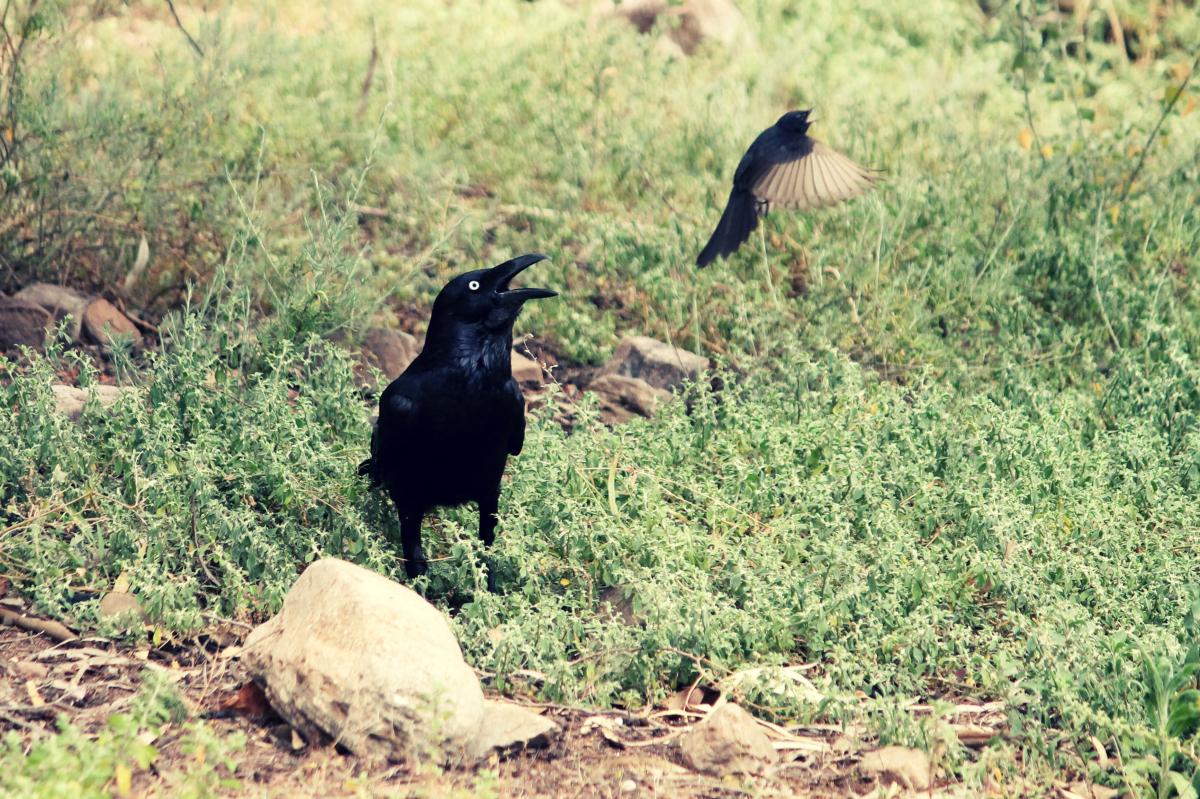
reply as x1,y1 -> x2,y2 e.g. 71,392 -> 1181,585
359,254 -> 557,581
696,109 -> 879,267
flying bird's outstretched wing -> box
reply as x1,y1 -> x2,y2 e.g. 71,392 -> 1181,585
697,126 -> 879,267
750,140 -> 878,214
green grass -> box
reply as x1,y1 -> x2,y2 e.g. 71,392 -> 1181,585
3,0 -> 1200,794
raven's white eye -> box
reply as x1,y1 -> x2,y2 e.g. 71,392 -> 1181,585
468,280 -> 481,291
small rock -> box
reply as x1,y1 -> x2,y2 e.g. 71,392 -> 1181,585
608,0 -> 749,56
1065,782 -> 1118,799
598,585 -> 642,627
82,298 -> 140,348
678,703 -> 776,776
620,778 -> 638,793
242,558 -> 485,764
859,745 -> 932,791
52,384 -> 132,421
601,336 -> 708,391
361,328 -> 419,381
511,350 -> 544,387
14,283 -> 90,341
467,700 -> 559,760
589,373 -> 670,420
98,591 -> 146,623
0,298 -> 52,350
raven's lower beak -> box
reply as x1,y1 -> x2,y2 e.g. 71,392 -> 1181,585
492,253 -> 557,303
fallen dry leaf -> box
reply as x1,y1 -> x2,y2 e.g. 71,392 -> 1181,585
25,680 -> 45,707
221,681 -> 274,719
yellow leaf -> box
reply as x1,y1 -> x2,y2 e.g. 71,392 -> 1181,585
112,572 -> 131,594
1018,128 -> 1034,150
25,681 -> 45,707
1040,143 -> 1054,158
559,578 -> 570,587
2,127 -> 11,144
114,763 -> 132,797
1109,205 -> 1120,224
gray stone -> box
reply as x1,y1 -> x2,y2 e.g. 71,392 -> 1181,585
467,700 -> 559,761
859,745 -> 932,791
242,558 -> 485,764
511,350 -> 544,387
97,591 -> 146,623
601,336 -> 708,391
83,298 -> 140,348
14,283 -> 90,341
589,374 -> 670,420
678,703 -> 776,776
361,328 -> 419,381
52,384 -> 132,421
0,298 -> 52,350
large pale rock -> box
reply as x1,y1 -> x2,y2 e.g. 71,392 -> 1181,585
0,298 -> 52,350
678,703 -> 776,775
361,328 -> 419,381
242,558 -> 485,763
859,745 -> 932,791
601,336 -> 708,391
14,283 -> 90,341
589,373 -> 670,421
52,384 -> 133,421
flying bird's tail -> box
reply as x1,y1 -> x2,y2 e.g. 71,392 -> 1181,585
696,188 -> 759,267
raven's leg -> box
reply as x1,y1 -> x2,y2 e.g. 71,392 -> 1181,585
399,512 -> 428,579
478,487 -> 501,592
477,487 -> 500,547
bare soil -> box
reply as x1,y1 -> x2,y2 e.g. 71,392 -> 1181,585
0,624 -> 969,798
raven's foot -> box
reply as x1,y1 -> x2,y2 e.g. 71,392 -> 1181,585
403,550 -> 429,579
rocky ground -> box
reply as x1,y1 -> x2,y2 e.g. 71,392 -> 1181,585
1,281 -> 707,429
1,575 -> 1013,799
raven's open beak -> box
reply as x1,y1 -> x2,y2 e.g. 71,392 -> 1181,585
492,253 -> 557,303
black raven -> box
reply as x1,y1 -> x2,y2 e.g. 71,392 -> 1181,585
359,253 -> 557,580
696,110 -> 879,267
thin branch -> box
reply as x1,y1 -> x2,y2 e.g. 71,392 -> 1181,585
1119,49 -> 1200,204
0,608 -> 78,642
1015,4 -> 1047,163
355,16 -> 379,121
165,0 -> 204,59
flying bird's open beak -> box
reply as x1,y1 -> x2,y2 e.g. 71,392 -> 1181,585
492,253 -> 557,303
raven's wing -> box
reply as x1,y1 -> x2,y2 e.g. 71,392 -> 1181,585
506,380 -> 526,457
750,140 -> 878,213
359,387 -> 418,486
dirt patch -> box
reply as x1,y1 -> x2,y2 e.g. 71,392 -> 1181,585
0,625 -> 990,798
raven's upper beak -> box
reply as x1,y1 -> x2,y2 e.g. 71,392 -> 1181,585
492,253 -> 557,303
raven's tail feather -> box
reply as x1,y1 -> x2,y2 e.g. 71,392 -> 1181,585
696,189 -> 759,267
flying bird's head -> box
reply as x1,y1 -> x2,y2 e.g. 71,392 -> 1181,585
431,253 -> 557,331
776,109 -> 813,134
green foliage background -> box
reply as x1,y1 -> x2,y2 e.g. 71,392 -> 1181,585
2,0 -> 1199,791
